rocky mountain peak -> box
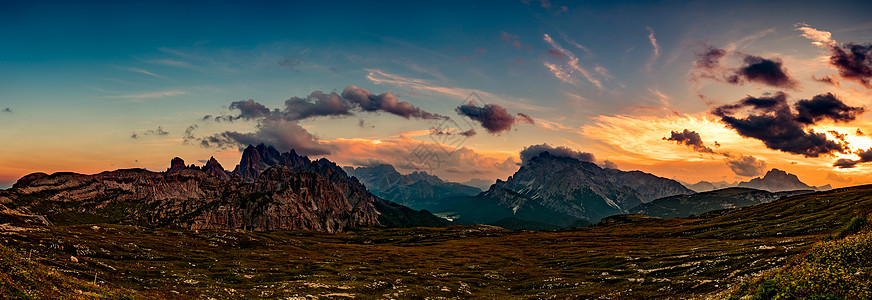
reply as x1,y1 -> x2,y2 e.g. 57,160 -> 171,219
738,168 -> 813,192
202,156 -> 230,180
167,157 -> 186,173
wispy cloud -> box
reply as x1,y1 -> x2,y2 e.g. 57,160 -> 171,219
117,66 -> 167,79
145,58 -> 192,68
100,90 -> 189,101
646,27 -> 660,71
365,69 -> 548,111
542,33 -> 603,89
724,28 -> 776,52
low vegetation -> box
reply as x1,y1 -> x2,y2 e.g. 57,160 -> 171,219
727,214 -> 872,300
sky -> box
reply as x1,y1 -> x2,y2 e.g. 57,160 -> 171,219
2,0 -> 872,188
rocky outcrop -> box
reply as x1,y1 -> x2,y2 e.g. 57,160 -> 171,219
1,144 -> 445,232
201,157 -> 231,180
629,187 -> 813,218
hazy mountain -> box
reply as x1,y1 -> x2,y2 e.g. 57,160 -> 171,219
435,152 -> 694,228
682,180 -> 738,192
343,164 -> 481,210
737,169 -> 814,192
629,187 -> 813,218
0,144 -> 445,232
460,178 -> 495,190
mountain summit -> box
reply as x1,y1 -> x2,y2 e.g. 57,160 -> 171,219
737,168 -> 815,192
343,164 -> 481,210
435,151 -> 693,227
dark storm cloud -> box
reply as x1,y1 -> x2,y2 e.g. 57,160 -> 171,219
794,93 -> 865,125
829,43 -> 872,88
692,46 -> 798,89
229,99 -> 273,121
663,129 -> 715,154
455,103 -> 533,134
833,148 -> 872,169
199,118 -> 332,156
729,55 -> 799,89
694,46 -> 727,71
520,143 -> 596,164
340,85 -> 447,120
725,154 -> 767,177
711,92 -> 862,157
210,86 -> 446,122
283,91 -> 352,120
195,86 -> 447,155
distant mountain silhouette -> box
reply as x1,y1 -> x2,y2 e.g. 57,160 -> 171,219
630,187 -> 813,218
343,164 -> 481,210
737,169 -> 814,192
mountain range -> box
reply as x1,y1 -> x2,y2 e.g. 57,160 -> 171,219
0,144 -> 444,232
343,164 -> 481,210
682,168 -> 832,192
431,151 -> 694,228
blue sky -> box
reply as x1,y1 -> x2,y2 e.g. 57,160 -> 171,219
2,0 -> 872,188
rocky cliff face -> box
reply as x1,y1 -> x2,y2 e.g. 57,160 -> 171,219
343,164 -> 482,210
437,152 -> 694,226
1,144 -> 444,232
738,169 -> 814,192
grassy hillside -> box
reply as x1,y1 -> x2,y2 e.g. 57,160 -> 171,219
0,242 -> 138,300
726,216 -> 872,300
0,185 -> 870,298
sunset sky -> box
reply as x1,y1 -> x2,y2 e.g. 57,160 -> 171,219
2,0 -> 872,188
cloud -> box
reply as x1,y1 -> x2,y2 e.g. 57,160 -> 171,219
211,86 -> 446,122
131,126 -> 170,139
199,118 -> 332,156
663,129 -> 715,154
812,74 -> 840,86
662,128 -> 767,176
829,43 -> 872,88
2,107 -> 11,113
711,92 -> 862,157
729,55 -> 799,88
692,47 -> 799,89
646,27 -> 660,70
725,154 -> 767,177
833,148 -> 872,168
794,93 -> 866,125
455,103 -> 533,134
826,172 -> 853,183
284,91 -> 352,120
501,31 -> 522,49
228,99 -> 273,121
365,69 -> 547,112
328,135 -> 518,181
542,33 -> 603,89
795,23 -> 836,47
340,86 -> 447,120
118,67 -> 166,79
100,90 -> 189,101
196,87 -> 449,156
519,143 -> 596,164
